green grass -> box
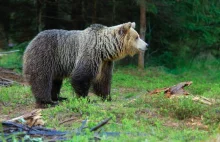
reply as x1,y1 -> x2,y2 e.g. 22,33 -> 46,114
0,42 -> 28,71
0,52 -> 22,70
0,54 -> 220,141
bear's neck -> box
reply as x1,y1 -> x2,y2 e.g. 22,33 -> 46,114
97,31 -> 125,61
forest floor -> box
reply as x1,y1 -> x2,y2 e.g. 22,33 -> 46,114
0,66 -> 220,141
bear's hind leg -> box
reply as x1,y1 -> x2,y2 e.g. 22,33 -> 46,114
93,61 -> 113,101
30,75 -> 57,106
51,79 -> 67,102
93,81 -> 112,101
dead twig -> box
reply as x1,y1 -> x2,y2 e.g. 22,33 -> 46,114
90,117 -> 112,132
59,114 -> 82,125
59,117 -> 77,125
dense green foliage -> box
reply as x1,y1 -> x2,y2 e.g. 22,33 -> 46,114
148,0 -> 220,68
0,0 -> 219,68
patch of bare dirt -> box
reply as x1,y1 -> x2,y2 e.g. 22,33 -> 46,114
163,116 -> 209,130
0,104 -> 36,122
183,117 -> 209,130
207,134 -> 220,142
136,108 -> 161,119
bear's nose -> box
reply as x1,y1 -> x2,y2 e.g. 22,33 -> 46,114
144,42 -> 148,50
146,43 -> 149,48
138,38 -> 148,51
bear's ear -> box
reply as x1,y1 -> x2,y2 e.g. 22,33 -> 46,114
119,22 -> 132,35
131,22 -> 136,28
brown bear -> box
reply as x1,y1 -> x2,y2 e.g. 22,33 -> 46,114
23,22 -> 148,106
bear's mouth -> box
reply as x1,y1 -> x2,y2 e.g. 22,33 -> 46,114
138,48 -> 147,52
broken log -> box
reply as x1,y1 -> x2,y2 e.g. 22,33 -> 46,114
7,109 -> 45,126
148,81 -> 217,105
149,81 -> 193,97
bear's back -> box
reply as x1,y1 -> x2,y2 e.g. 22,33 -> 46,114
23,29 -> 83,78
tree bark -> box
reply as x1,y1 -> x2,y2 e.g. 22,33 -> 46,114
0,0 -> 10,48
36,0 -> 43,32
139,0 -> 146,70
0,24 -> 7,49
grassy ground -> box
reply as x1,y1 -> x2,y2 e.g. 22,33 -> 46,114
0,53 -> 220,141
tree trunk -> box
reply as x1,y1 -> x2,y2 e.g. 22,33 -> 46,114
0,24 -> 7,49
138,0 -> 146,70
36,0 -> 43,32
0,0 -> 10,48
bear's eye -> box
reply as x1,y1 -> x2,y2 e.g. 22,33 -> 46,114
135,36 -> 139,40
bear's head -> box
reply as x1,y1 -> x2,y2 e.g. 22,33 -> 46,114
109,22 -> 148,60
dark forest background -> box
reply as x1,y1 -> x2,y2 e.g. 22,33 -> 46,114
0,0 -> 219,69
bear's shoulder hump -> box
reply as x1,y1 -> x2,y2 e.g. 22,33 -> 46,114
89,24 -> 106,31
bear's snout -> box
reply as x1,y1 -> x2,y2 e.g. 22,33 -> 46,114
137,38 -> 148,51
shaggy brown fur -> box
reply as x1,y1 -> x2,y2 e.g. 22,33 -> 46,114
23,22 -> 147,106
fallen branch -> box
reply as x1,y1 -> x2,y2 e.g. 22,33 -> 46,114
59,118 -> 76,125
0,77 -> 14,86
0,67 -> 20,74
1,114 -> 144,141
7,109 -> 45,126
59,114 -> 82,125
192,96 -> 215,105
0,67 -> 24,85
0,50 -> 20,55
2,121 -> 68,141
90,117 -> 112,132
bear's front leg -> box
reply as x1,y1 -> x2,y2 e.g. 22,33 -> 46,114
93,61 -> 113,101
71,63 -> 96,98
71,78 -> 91,98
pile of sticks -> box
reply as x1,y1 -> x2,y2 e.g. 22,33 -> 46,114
0,67 -> 24,87
0,77 -> 14,86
